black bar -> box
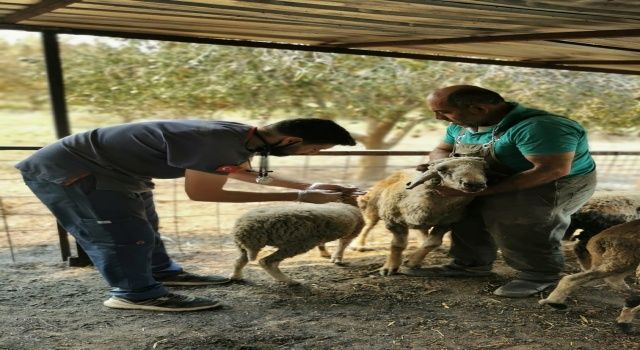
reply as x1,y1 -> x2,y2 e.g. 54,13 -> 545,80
41,31 -> 91,266
56,223 -> 70,261
42,31 -> 71,138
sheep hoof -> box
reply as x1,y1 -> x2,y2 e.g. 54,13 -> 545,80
351,246 -> 374,252
403,259 -> 421,269
333,261 -> 348,267
616,322 -> 633,333
539,299 -> 567,310
380,267 -> 399,276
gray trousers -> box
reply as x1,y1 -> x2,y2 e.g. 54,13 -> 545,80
449,171 -> 597,281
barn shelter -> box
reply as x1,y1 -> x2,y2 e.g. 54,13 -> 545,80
1,1 -> 639,264
1,0 -> 639,75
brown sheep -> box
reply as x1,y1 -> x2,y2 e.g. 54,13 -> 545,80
355,157 -> 488,276
563,192 -> 640,240
539,219 -> 640,332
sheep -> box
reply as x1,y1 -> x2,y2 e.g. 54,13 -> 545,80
355,156 -> 488,276
229,200 -> 365,285
539,219 -> 640,332
563,192 -> 640,240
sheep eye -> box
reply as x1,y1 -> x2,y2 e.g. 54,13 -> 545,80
436,167 -> 450,175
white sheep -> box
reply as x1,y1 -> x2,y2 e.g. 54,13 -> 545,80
229,201 -> 364,285
355,157 -> 488,276
564,192 -> 640,240
539,219 -> 640,332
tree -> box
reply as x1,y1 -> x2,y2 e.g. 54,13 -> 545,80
4,36 -> 638,179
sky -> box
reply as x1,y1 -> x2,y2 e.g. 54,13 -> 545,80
0,29 -> 101,44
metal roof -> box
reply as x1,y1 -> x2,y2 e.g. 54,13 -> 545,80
1,0 -> 639,75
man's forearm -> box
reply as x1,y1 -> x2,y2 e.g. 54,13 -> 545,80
429,148 -> 451,161
479,168 -> 567,196
190,189 -> 300,202
229,171 -> 309,190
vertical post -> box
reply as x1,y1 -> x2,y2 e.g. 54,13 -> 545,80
42,31 -> 91,267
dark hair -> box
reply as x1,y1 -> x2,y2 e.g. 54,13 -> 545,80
268,118 -> 356,146
447,86 -> 505,108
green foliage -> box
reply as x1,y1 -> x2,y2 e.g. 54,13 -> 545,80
1,35 -> 639,138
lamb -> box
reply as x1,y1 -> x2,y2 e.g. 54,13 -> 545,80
563,192 -> 640,240
355,157 -> 488,276
539,219 -> 640,332
229,200 -> 364,285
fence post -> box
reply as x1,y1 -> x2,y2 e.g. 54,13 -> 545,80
0,197 -> 15,263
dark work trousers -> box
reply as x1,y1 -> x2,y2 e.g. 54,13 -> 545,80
449,170 -> 597,281
23,174 -> 183,300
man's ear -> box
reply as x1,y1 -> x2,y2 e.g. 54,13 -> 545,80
280,136 -> 303,145
468,104 -> 491,115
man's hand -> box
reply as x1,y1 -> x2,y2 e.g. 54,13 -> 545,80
307,182 -> 362,195
433,186 -> 479,197
416,163 -> 430,172
298,189 -> 343,204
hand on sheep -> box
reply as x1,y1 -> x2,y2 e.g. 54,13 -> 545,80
297,189 -> 343,204
433,186 -> 477,197
416,163 -> 430,172
307,182 -> 362,195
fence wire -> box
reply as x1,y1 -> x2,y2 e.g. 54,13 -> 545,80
1,151 -> 639,263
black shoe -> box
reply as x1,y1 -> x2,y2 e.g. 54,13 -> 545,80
103,293 -> 222,312
155,272 -> 232,286
494,279 -> 557,298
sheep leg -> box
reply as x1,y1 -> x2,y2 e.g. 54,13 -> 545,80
404,226 -> 447,268
352,215 -> 379,252
380,224 -> 408,276
539,269 -> 613,308
259,247 -> 312,285
230,248 -> 250,280
317,244 -> 331,258
604,272 -> 632,291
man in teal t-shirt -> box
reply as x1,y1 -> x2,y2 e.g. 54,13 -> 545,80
410,85 -> 596,298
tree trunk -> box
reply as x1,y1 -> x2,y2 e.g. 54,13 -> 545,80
355,119 -> 393,181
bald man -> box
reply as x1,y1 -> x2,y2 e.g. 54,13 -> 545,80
410,85 -> 596,298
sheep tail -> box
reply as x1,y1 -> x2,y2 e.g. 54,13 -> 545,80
357,193 -> 371,210
573,231 -> 593,270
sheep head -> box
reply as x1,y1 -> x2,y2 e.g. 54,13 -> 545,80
406,157 -> 488,193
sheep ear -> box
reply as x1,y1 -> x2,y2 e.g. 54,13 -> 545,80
406,169 -> 440,189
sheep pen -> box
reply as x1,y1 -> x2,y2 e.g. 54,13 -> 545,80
3,162 -> 639,349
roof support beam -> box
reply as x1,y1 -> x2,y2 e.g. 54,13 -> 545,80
334,29 -> 640,48
527,60 -> 640,65
1,23 -> 638,76
1,0 -> 80,23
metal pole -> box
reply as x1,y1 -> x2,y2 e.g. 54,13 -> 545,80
41,31 -> 91,267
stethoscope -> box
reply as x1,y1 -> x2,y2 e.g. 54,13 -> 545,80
249,130 -> 275,184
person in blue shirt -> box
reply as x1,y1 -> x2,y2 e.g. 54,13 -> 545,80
17,118 -> 358,311
410,85 -> 597,298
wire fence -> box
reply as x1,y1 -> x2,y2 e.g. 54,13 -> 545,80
1,150 -> 639,264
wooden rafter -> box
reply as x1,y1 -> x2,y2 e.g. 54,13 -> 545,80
1,23 -> 638,76
1,0 -> 81,23
334,29 -> 640,48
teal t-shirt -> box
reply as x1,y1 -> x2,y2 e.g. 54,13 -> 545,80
443,102 -> 595,176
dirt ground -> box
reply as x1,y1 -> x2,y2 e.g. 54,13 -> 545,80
0,228 -> 638,350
